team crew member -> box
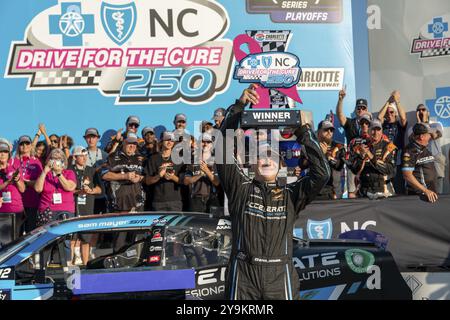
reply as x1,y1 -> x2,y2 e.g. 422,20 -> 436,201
300,121 -> 346,200
217,85 -> 330,300
212,108 -> 226,129
34,149 -> 77,226
145,132 -> 184,211
106,116 -> 142,154
139,127 -> 158,160
102,133 -> 146,212
402,123 -> 439,203
349,120 -> 397,199
336,86 -> 371,198
0,142 -> 26,244
183,133 -> 221,213
12,135 -> 43,233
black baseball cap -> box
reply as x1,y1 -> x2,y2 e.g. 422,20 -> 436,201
318,120 -> 335,131
413,123 -> 434,135
356,99 -> 368,108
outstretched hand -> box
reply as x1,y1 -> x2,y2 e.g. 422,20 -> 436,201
239,84 -> 260,106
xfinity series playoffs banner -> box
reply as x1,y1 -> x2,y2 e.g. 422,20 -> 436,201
1,0 -> 356,144
368,0 -> 450,193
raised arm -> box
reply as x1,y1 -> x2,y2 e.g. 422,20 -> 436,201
336,86 -> 348,127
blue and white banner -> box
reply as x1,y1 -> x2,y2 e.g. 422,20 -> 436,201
1,0 -> 356,146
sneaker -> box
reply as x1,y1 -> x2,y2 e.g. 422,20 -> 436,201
74,256 -> 83,266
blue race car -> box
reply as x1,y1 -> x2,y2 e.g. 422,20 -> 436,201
0,212 -> 411,300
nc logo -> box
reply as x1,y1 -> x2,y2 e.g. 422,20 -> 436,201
307,219 -> 333,239
101,2 -> 137,46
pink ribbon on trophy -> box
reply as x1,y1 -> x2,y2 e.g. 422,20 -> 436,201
233,34 -> 302,109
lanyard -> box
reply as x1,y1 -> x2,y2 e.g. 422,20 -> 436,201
88,149 -> 100,167
75,167 -> 86,188
20,157 -> 31,178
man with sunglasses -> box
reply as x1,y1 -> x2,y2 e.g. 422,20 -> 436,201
12,136 -> 43,233
102,133 -> 146,213
349,119 -> 397,199
183,133 -> 220,213
106,116 -> 142,154
377,91 -> 408,194
336,86 -> 371,198
139,127 -> 159,160
407,105 -> 445,194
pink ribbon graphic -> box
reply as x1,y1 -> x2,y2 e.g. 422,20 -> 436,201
233,34 -> 302,109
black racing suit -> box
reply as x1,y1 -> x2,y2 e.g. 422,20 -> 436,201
349,139 -> 396,196
216,101 -> 330,300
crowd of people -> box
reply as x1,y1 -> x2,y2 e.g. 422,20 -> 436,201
0,87 -> 447,264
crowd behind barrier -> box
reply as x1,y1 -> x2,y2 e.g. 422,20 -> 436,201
0,89 -> 448,267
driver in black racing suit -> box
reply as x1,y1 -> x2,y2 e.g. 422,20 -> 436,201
216,86 -> 330,300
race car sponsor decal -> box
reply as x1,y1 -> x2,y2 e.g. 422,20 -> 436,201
76,218 -> 152,229
0,267 -> 14,280
294,252 -> 341,281
0,289 -> 11,301
148,255 -> 161,263
345,249 -> 375,274
307,219 -> 333,239
426,87 -> 450,127
149,246 -> 163,252
186,266 -> 226,299
216,219 -> 231,230
246,0 -> 343,24
151,229 -> 163,243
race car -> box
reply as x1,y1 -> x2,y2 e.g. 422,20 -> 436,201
0,212 -> 411,300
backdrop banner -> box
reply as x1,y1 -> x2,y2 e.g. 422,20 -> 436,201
368,0 -> 450,193
295,195 -> 450,269
1,0 -> 356,150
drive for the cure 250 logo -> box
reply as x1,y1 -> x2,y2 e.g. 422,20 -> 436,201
5,0 -> 233,105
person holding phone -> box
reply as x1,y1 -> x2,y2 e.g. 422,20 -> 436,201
34,148 -> 77,226
0,142 -> 26,244
145,131 -> 184,211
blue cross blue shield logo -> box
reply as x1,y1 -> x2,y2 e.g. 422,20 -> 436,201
101,2 -> 137,46
307,219 -> 333,239
262,56 -> 273,69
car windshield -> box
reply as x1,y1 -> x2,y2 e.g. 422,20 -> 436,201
0,228 -> 46,265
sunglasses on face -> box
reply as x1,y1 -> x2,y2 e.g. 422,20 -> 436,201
177,120 -> 186,124
388,111 -> 396,115
323,128 -> 335,133
357,106 -> 367,111
418,109 -> 427,112
50,140 -> 58,144
360,121 -> 370,126
202,140 -> 212,144
128,123 -> 139,129
19,142 -> 31,146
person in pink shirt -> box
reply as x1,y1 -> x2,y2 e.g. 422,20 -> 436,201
34,148 -> 77,226
0,142 -> 26,245
12,135 -> 43,234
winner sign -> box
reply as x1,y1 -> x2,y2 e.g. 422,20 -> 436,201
233,31 -> 303,128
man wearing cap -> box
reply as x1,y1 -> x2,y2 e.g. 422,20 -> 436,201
217,85 -> 330,300
12,135 -> 43,233
299,121 -> 346,200
201,120 -> 214,134
69,146 -> 103,265
336,87 -> 371,198
183,133 -> 221,213
0,142 -> 26,244
139,126 -> 158,160
106,116 -> 142,154
349,119 -> 397,199
407,104 -> 445,194
145,131 -> 184,211
377,91 -> 408,194
102,133 -> 146,212
402,123 -> 439,203
213,108 -> 226,129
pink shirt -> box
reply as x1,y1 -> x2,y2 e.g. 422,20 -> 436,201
10,157 -> 43,208
0,163 -> 24,213
38,170 -> 76,213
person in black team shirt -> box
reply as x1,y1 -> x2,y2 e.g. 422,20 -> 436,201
349,120 -> 397,200
183,132 -> 221,213
145,131 -> 184,212
69,146 -> 102,265
336,86 -> 370,198
377,91 -> 408,194
216,85 -> 330,300
102,133 -> 145,212
299,120 -> 346,200
402,123 -> 438,203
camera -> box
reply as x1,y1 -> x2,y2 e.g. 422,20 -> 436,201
166,166 -> 174,174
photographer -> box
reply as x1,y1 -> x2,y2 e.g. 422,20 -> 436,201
0,142 -> 26,244
145,131 -> 184,211
183,133 -> 221,213
102,134 -> 146,213
34,149 -> 77,226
